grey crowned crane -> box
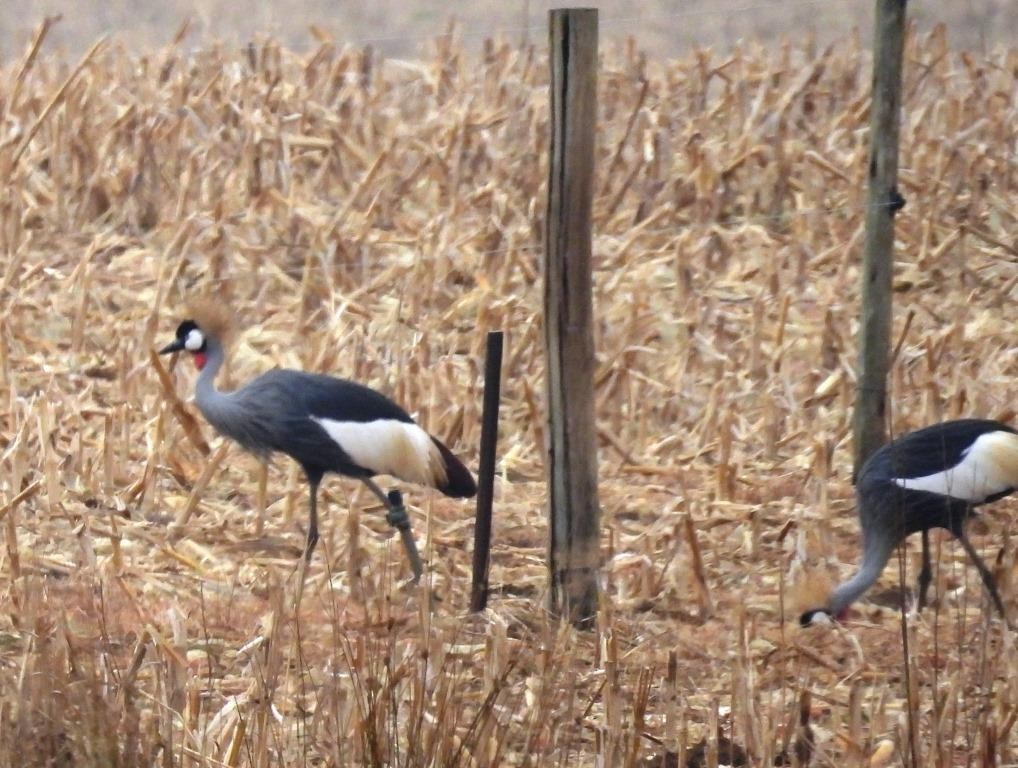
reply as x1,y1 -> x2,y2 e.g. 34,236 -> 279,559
158,303 -> 477,581
800,419 -> 1018,626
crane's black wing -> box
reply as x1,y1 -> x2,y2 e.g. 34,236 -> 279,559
225,369 -> 475,495
220,369 -> 409,474
287,370 -> 476,495
872,419 -> 1015,480
287,371 -> 415,424
855,419 -> 1017,534
230,369 -> 413,427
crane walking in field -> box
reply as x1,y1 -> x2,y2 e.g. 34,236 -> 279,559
158,304 -> 477,582
800,419 -> 1018,626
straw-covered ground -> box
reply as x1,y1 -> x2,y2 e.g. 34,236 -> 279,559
0,19 -> 1016,767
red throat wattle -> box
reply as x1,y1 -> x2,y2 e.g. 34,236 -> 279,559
194,352 -> 207,370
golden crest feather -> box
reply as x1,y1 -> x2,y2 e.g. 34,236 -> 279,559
788,567 -> 835,618
185,298 -> 236,343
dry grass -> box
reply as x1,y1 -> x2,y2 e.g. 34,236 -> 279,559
0,18 -> 1016,767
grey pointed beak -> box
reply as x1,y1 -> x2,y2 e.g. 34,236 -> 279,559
158,338 -> 185,355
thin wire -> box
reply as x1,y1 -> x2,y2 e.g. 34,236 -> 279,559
256,197 -> 900,261
348,0 -> 836,45
598,0 -> 833,30
173,0 -> 858,57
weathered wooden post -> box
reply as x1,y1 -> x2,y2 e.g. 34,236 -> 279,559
853,0 -> 907,477
855,5 -> 915,764
544,7 -> 600,627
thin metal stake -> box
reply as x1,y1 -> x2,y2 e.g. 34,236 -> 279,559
471,331 -> 504,612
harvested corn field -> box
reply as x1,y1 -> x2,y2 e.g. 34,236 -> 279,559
0,19 -> 1016,767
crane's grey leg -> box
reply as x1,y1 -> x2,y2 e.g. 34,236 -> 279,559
917,529 -> 933,610
304,478 -> 320,563
956,532 -> 1009,624
361,478 -> 424,583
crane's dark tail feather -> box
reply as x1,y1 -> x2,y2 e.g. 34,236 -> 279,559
431,437 -> 477,498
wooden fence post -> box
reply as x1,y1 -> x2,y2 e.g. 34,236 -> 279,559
544,7 -> 600,627
853,0 -> 907,477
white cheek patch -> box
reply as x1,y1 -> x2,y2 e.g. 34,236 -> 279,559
184,329 -> 205,351
311,417 -> 445,487
892,431 -> 1018,502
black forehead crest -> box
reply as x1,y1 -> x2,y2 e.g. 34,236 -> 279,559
175,320 -> 200,337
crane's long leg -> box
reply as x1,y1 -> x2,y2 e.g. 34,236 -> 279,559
304,478 -> 320,563
956,532 -> 1008,623
361,478 -> 424,583
917,529 -> 933,610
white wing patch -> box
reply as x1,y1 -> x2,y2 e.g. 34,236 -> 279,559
311,417 -> 447,487
892,430 -> 1018,501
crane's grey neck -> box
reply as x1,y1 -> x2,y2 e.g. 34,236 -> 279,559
827,533 -> 896,615
194,337 -> 230,412
190,337 -> 267,457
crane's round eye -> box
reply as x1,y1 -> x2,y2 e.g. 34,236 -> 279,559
184,329 -> 205,351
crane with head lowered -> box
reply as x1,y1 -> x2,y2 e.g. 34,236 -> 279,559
800,419 -> 1018,626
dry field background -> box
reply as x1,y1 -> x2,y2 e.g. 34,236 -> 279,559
1,0 -> 1016,59
0,13 -> 1016,768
